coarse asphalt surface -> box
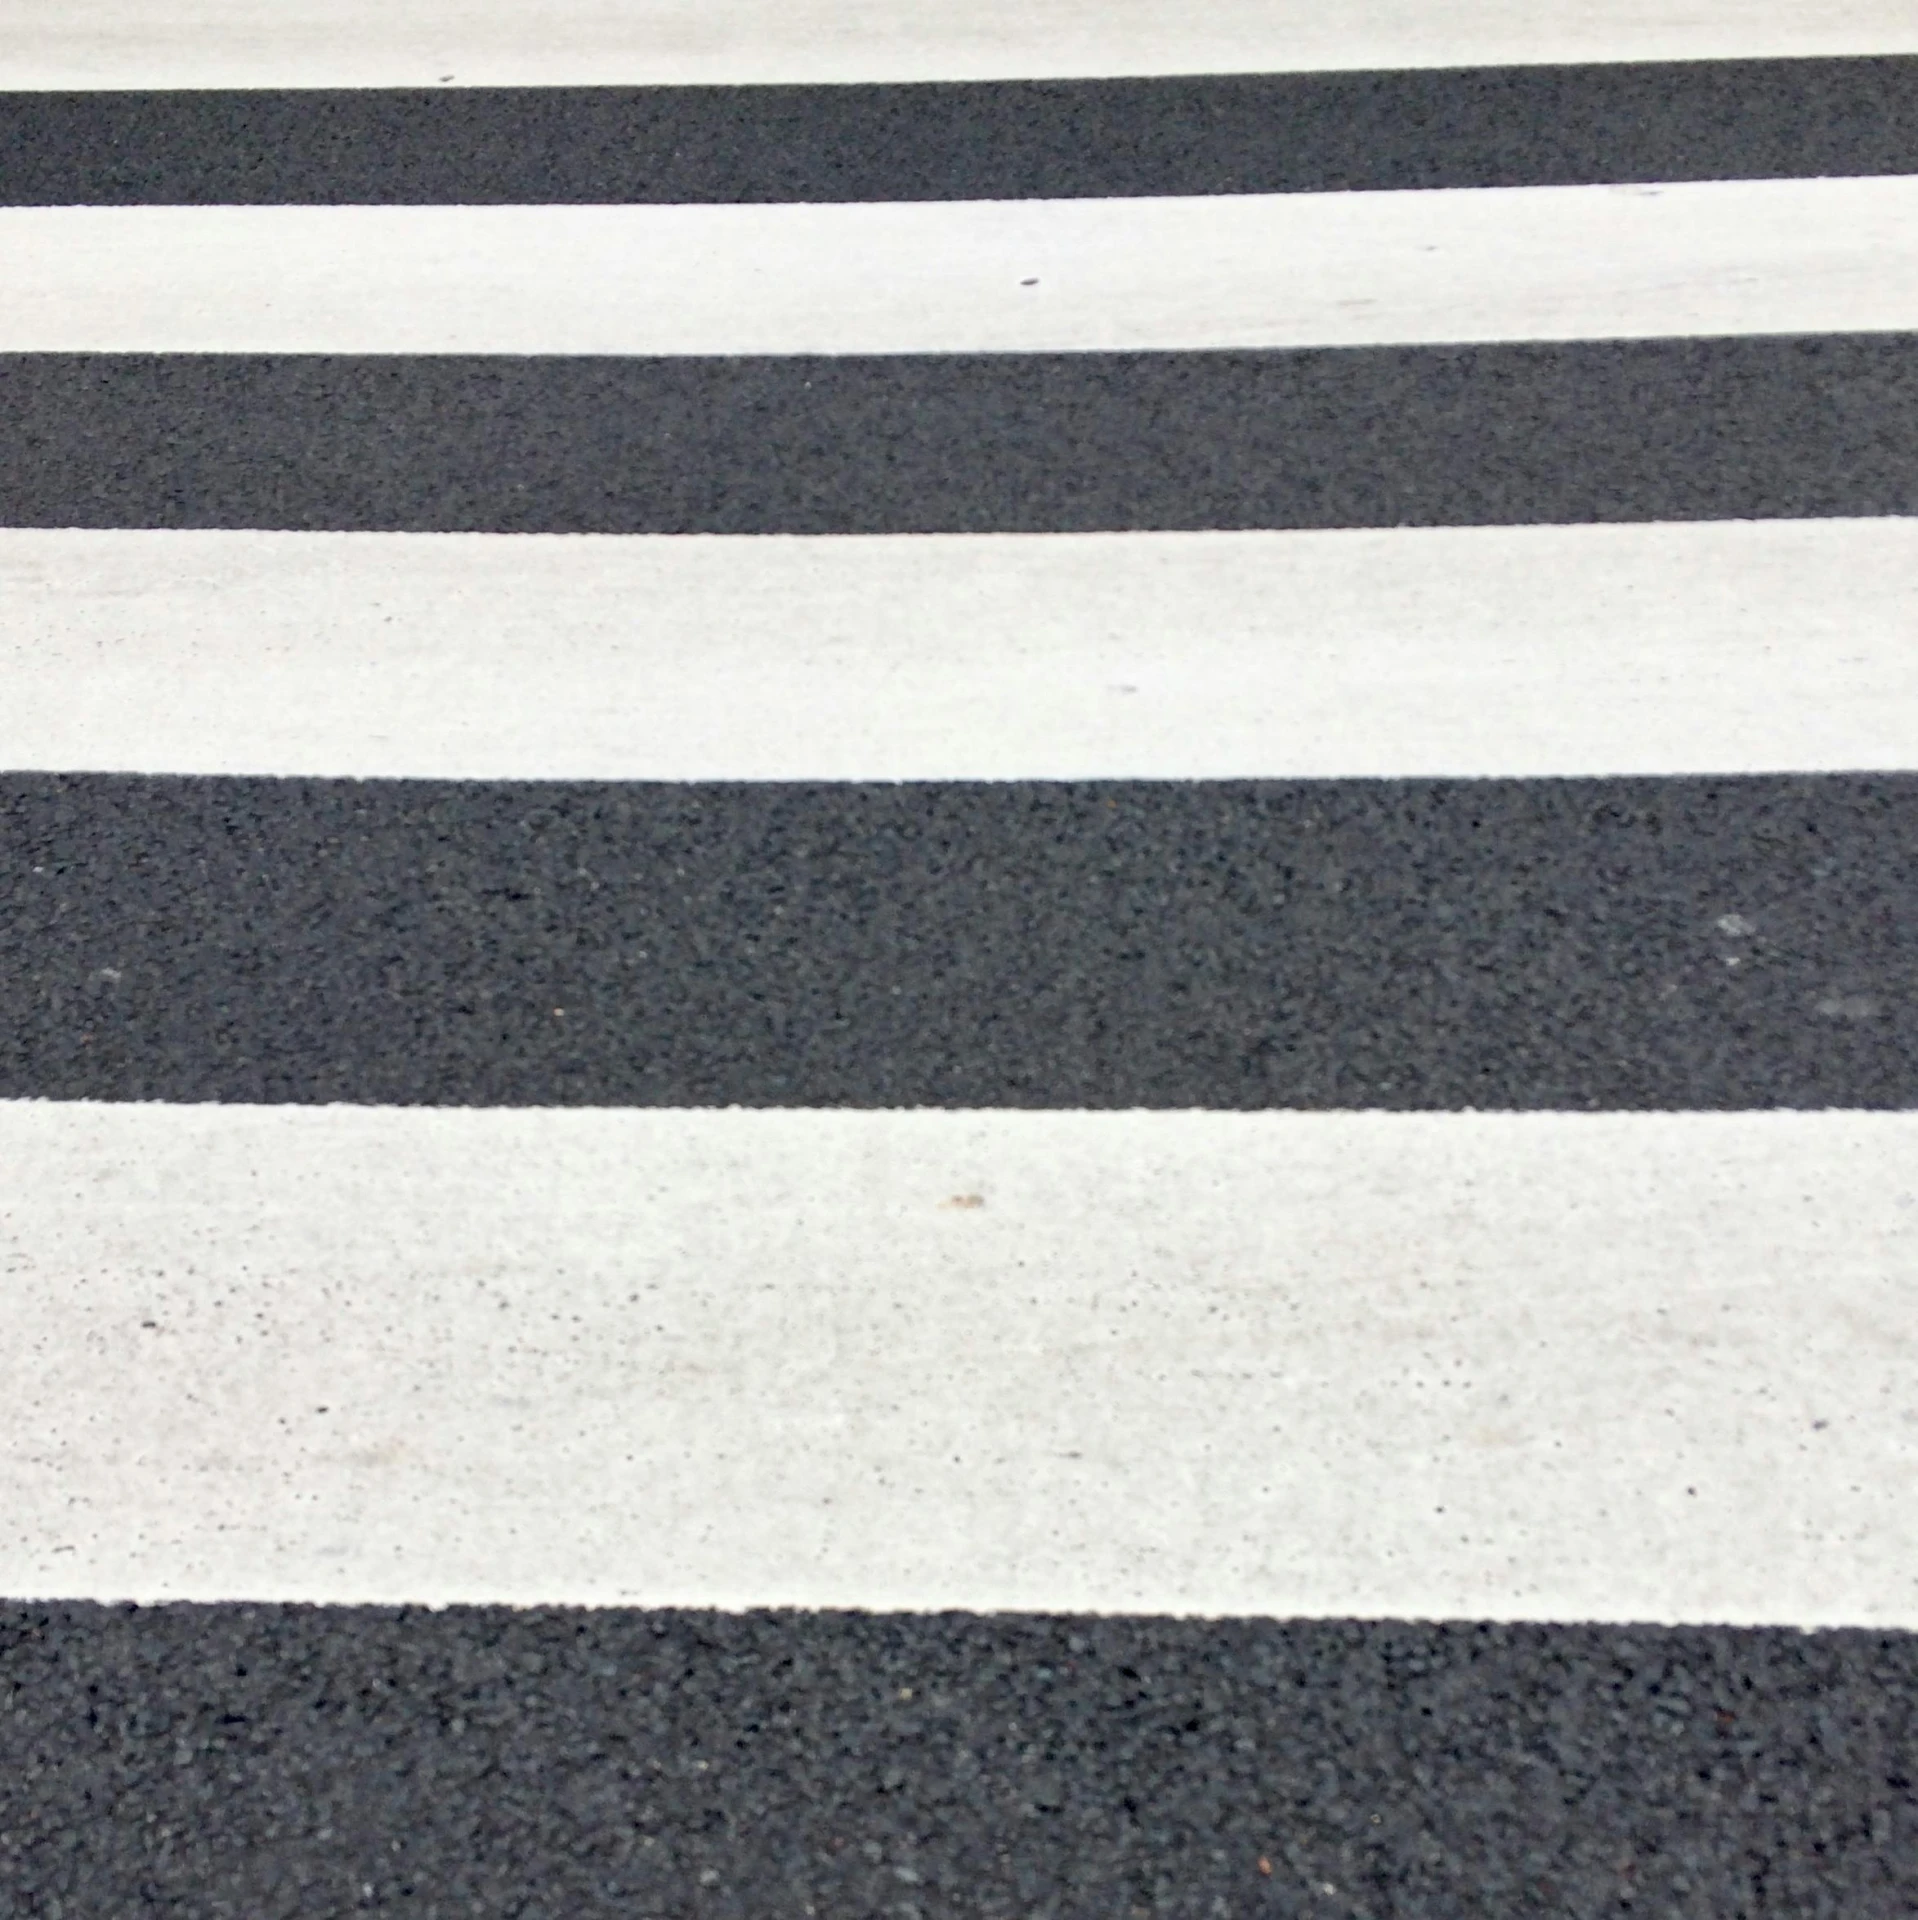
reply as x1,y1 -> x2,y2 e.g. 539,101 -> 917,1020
5,1607 -> 1916,1917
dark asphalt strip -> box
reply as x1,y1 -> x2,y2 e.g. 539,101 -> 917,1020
3,774 -> 1912,1109
7,338 -> 1918,534
1,1606 -> 1911,1918
4,57 -> 1918,205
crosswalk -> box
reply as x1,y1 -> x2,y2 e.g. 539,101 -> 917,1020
4,5 -> 1917,1913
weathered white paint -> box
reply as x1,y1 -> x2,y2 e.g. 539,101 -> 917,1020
8,180 -> 1918,355
1,1103 -> 1912,1622
3,0 -> 1913,88
6,520 -> 1917,781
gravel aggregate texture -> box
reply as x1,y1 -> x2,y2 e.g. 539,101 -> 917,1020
8,341 -> 1918,534
5,59 -> 1918,205
3,1606 -> 1914,1918
4,773 -> 1913,1108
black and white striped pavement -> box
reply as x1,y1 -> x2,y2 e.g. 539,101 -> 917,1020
3,3 -> 1917,1912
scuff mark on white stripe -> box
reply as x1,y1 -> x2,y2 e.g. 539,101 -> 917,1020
5,520 -> 1917,781
1,1103 -> 1912,1622
7,179 -> 1918,355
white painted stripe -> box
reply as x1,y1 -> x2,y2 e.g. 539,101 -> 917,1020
3,0 -> 1912,88
8,180 -> 1918,356
6,520 -> 1917,781
2,1103 -> 1911,1623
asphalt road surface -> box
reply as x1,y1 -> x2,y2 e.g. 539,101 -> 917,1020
2,4 -> 1915,1915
